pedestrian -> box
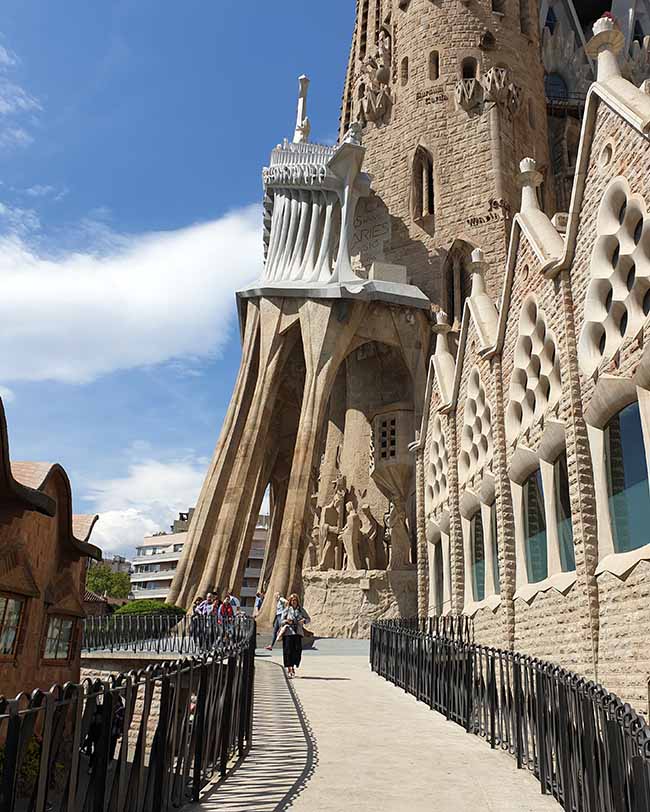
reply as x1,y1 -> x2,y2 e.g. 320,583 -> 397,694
225,589 -> 241,612
253,591 -> 264,617
280,593 -> 311,678
265,592 -> 286,651
190,596 -> 203,647
218,595 -> 235,623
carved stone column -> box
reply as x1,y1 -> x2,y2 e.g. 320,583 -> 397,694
257,298 -> 369,628
414,442 -> 428,617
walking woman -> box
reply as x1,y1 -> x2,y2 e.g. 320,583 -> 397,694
265,592 -> 286,651
281,593 -> 310,678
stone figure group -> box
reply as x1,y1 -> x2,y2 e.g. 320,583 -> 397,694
304,473 -> 411,573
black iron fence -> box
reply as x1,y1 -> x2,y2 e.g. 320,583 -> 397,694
81,612 -> 241,655
371,618 -> 650,812
0,615 -> 256,812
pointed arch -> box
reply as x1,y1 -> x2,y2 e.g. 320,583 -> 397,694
411,145 -> 435,224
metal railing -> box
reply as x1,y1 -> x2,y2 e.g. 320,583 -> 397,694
81,612 -> 246,656
371,618 -> 650,811
0,615 -> 256,812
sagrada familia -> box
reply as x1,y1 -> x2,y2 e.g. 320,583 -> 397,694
169,0 -> 650,708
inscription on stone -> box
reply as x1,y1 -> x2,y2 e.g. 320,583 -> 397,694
466,197 -> 512,227
351,196 -> 391,261
416,89 -> 449,105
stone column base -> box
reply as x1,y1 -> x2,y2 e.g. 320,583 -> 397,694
302,568 -> 417,639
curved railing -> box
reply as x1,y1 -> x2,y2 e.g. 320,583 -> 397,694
0,615 -> 256,812
81,612 -> 248,656
371,618 -> 650,811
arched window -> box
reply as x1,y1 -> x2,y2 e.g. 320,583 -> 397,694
411,147 -> 434,222
401,56 -> 409,86
429,50 -> 439,81
544,72 -> 568,100
545,6 -> 558,33
554,452 -> 576,571
461,57 -> 478,80
434,543 -> 444,614
446,243 -> 472,328
605,401 -> 650,553
524,468 -> 548,583
471,512 -> 486,601
492,0 -> 505,13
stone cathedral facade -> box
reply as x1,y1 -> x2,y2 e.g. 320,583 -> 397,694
170,0 -> 650,705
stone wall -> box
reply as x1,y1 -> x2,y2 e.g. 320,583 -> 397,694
303,569 -> 417,638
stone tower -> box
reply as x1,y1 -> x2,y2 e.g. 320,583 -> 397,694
341,0 -> 551,321
168,0 -> 562,634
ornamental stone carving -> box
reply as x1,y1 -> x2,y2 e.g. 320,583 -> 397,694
506,296 -> 562,443
455,78 -> 482,112
459,367 -> 493,485
579,176 -> 650,378
355,28 -> 393,128
425,414 -> 448,516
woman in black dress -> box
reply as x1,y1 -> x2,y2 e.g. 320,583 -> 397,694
280,593 -> 311,678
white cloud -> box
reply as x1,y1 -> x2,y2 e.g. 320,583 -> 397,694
86,457 -> 207,558
0,205 -> 262,383
0,385 -> 14,403
0,46 -> 16,69
25,184 -> 55,198
0,126 -> 33,150
0,38 -> 40,150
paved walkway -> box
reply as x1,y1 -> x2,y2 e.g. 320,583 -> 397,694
195,640 -> 559,812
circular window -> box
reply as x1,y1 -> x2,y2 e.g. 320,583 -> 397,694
599,143 -> 614,169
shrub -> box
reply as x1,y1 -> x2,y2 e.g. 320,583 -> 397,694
114,599 -> 185,617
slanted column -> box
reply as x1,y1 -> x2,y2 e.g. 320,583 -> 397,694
195,299 -> 300,598
168,299 -> 261,607
257,298 -> 369,628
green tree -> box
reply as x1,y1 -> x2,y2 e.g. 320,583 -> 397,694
86,564 -> 131,599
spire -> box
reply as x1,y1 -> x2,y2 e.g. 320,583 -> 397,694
585,15 -> 624,82
469,248 -> 488,297
518,157 -> 543,214
293,75 -> 311,144
468,249 -> 498,347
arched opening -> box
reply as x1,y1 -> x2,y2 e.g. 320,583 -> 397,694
444,240 -> 473,328
429,50 -> 440,81
401,56 -> 409,86
492,0 -> 505,12
544,6 -> 558,34
359,0 -> 370,59
471,511 -> 486,601
461,57 -> 478,80
434,543 -> 444,615
554,451 -> 576,571
411,146 -> 435,222
605,401 -> 650,554
524,467 -> 548,583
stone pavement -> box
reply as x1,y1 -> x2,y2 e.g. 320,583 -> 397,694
194,639 -> 559,812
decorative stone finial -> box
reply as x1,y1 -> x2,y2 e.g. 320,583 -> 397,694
432,309 -> 452,334
585,15 -> 625,81
293,75 -> 311,144
518,157 -> 543,213
470,248 -> 488,297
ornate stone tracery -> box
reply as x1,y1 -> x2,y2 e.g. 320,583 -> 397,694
425,414 -> 448,518
459,367 -> 493,485
506,296 -> 562,443
579,176 -> 650,378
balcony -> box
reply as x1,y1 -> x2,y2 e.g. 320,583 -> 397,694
132,549 -> 183,565
244,567 -> 262,580
131,586 -> 171,600
131,570 -> 177,584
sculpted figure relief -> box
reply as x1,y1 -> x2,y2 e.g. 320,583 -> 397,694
386,501 -> 412,570
317,487 -> 345,571
360,503 -> 386,569
356,29 -> 393,127
339,501 -> 364,570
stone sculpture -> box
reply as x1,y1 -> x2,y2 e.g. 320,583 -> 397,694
318,487 -> 345,571
356,29 -> 393,127
339,501 -> 364,570
360,503 -> 385,569
386,501 -> 412,570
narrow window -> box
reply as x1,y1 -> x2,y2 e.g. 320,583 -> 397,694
43,616 -> 75,660
360,0 -> 370,59
429,50 -> 439,81
528,99 -> 535,129
545,6 -> 557,33
524,468 -> 548,583
605,401 -> 650,553
461,57 -> 478,80
471,512 -> 486,601
634,19 -> 645,45
490,502 -> 500,593
544,72 -> 568,100
0,595 -> 24,657
412,147 -> 435,221
554,453 -> 576,571
379,417 -> 397,459
520,0 -> 531,34
492,0 -> 505,12
401,56 -> 409,86
434,543 -> 444,614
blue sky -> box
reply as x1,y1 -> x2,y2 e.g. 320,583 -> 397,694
0,1 -> 355,556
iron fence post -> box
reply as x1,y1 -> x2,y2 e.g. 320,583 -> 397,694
219,656 -> 237,777
513,658 -> 523,769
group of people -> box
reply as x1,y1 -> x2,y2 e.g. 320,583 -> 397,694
264,592 -> 311,678
191,590 -> 241,622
